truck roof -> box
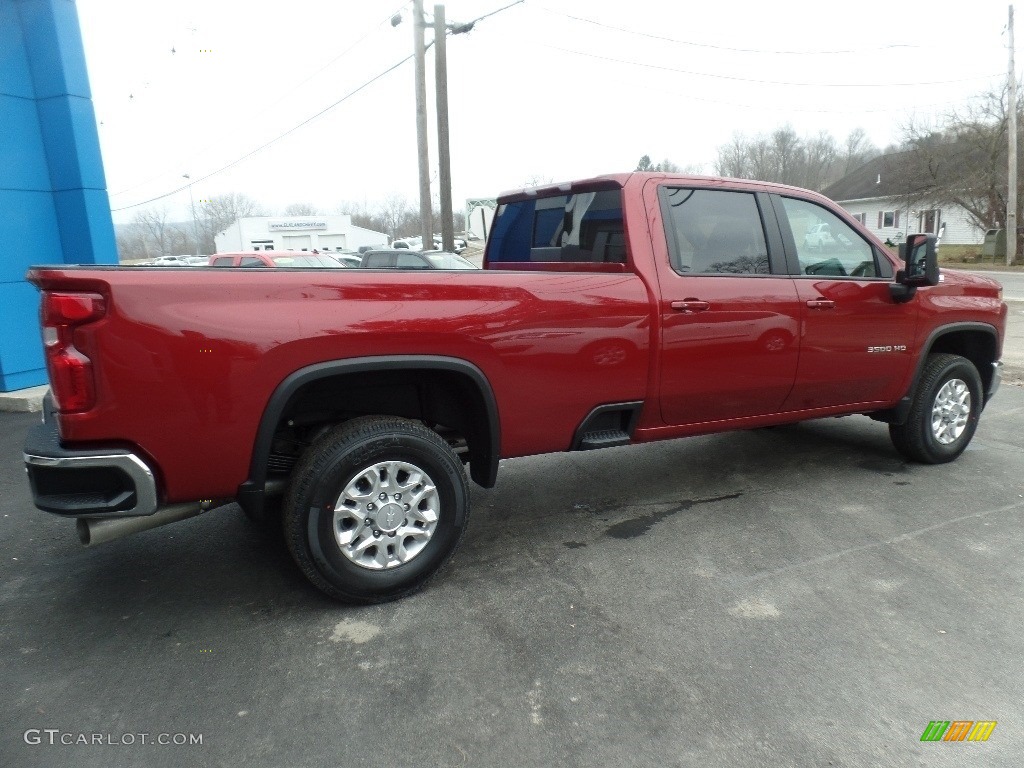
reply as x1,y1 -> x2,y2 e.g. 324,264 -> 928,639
497,172 -> 839,206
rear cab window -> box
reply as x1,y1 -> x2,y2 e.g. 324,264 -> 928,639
487,184 -> 628,269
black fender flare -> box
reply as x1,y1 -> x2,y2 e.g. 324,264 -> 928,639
873,322 -> 1000,425
237,356 -> 501,517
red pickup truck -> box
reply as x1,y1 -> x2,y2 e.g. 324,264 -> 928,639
23,173 -> 1008,603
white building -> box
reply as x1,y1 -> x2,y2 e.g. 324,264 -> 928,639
823,154 -> 985,246
215,215 -> 388,253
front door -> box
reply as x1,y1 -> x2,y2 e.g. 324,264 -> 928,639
652,184 -> 802,425
773,195 -> 918,410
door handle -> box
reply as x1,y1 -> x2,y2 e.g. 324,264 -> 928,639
671,300 -> 710,313
805,298 -> 835,310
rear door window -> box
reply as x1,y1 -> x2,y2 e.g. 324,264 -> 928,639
659,188 -> 772,275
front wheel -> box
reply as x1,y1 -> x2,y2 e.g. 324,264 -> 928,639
889,353 -> 983,464
283,417 -> 469,603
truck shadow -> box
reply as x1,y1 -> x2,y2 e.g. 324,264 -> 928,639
49,416 -> 920,623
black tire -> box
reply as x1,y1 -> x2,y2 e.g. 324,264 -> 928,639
889,353 -> 982,464
283,416 -> 469,603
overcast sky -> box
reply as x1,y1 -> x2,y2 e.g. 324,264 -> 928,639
77,0 -> 1014,225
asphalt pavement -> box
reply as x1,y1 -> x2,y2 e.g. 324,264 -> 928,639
3,385 -> 1024,768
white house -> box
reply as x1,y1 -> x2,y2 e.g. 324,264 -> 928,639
215,215 -> 387,253
822,154 -> 985,246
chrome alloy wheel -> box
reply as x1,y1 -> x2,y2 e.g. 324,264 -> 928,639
332,461 -> 440,570
931,378 -> 971,445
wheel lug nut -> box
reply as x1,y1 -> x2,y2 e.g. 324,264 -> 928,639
367,503 -> 376,511
365,519 -> 374,527
373,530 -> 381,538
403,504 -> 410,511
378,492 -> 387,501
394,493 -> 402,501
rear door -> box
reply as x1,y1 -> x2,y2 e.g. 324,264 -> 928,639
651,183 -> 802,425
771,194 -> 917,410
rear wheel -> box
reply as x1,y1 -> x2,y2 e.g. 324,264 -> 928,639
283,416 -> 469,603
889,353 -> 982,464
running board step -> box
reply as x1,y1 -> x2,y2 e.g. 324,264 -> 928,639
578,429 -> 631,450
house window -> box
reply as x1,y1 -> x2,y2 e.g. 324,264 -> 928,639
919,209 -> 941,234
852,212 -> 866,225
878,210 -> 900,228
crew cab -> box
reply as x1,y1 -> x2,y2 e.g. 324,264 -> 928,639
23,173 -> 1007,603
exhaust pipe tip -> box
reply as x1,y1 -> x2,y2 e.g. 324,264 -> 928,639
77,503 -> 205,547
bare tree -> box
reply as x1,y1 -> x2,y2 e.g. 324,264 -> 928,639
893,85 -> 1023,246
715,135 -> 750,178
715,125 -> 876,191
843,127 -> 880,175
133,206 -> 172,257
377,194 -> 417,241
200,193 -> 263,252
116,225 -> 149,262
635,155 -> 682,172
802,131 -> 840,191
283,202 -> 320,216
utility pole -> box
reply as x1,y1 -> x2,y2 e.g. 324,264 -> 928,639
1009,4 -> 1018,266
413,0 -> 433,249
434,5 -> 455,253
183,174 -> 201,256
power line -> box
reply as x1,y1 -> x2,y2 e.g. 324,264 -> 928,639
534,5 -> 933,56
470,0 -> 526,25
111,1 -> 527,213
108,3 -> 411,200
111,53 -> 414,212
543,44 -> 1003,88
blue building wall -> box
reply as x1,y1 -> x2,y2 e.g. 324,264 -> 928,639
0,0 -> 116,391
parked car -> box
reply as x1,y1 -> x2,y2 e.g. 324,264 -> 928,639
359,249 -> 478,269
208,252 -> 347,268
146,255 -> 203,266
803,222 -> 836,249
434,235 -> 468,253
391,236 -> 467,254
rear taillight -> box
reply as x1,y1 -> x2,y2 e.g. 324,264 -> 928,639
41,292 -> 106,412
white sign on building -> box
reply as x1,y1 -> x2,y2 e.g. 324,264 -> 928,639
267,220 -> 328,231
215,215 -> 387,254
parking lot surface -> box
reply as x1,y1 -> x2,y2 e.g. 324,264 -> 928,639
3,388 -> 1023,767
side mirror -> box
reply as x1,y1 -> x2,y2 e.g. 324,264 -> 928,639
901,233 -> 939,286
890,233 -> 939,303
